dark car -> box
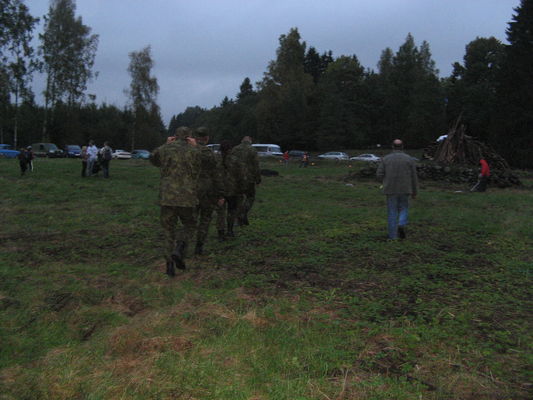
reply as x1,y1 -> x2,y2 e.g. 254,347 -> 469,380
32,143 -> 64,158
131,149 -> 150,159
65,145 -> 81,158
0,144 -> 20,158
288,150 -> 306,159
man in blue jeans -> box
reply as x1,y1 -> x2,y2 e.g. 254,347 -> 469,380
376,139 -> 418,239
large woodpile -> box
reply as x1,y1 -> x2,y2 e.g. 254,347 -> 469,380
424,118 -> 510,171
421,119 -> 521,187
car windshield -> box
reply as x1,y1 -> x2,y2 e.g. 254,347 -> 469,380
48,144 -> 58,150
68,145 -> 81,151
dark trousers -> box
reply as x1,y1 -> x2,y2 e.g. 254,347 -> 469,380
101,160 -> 110,178
160,206 -> 197,261
82,161 -> 87,177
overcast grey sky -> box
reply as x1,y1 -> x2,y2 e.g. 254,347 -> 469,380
26,0 -> 520,125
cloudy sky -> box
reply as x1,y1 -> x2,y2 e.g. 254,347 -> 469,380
25,0 -> 520,125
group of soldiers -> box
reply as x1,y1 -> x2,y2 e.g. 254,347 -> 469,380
150,127 -> 261,276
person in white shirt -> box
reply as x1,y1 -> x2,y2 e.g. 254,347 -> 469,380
86,140 -> 98,176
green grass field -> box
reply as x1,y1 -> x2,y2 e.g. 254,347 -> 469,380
1,157 -> 531,400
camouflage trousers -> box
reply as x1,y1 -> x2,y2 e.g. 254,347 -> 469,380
216,195 -> 242,231
196,196 -> 218,244
160,206 -> 196,261
238,184 -> 256,220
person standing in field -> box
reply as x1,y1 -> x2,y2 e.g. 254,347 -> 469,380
283,150 -> 289,166
26,146 -> 34,171
98,141 -> 113,179
470,158 -> 490,192
193,127 -> 225,255
376,139 -> 418,240
17,148 -> 28,176
150,126 -> 201,276
86,140 -> 98,177
80,145 -> 88,177
232,136 -> 261,226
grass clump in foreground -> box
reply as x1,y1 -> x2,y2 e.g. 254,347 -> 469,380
0,157 -> 531,400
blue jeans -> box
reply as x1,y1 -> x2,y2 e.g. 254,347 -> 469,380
386,194 -> 409,239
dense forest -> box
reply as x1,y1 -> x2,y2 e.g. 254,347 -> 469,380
1,0 -> 532,167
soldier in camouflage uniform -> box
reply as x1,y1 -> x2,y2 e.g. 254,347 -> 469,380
231,136 -> 261,226
215,141 -> 244,239
193,127 -> 225,255
150,126 -> 201,276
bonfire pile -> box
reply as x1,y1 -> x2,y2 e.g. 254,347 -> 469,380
424,118 -> 510,171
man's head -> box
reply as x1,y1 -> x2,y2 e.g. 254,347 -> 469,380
242,136 -> 252,144
392,139 -> 403,150
89,140 -> 94,146
175,126 -> 192,139
194,126 -> 209,145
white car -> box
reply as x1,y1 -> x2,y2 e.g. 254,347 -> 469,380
112,149 -> 132,160
349,153 -> 381,162
317,151 -> 349,160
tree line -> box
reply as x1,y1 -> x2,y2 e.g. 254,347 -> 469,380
1,0 -> 532,168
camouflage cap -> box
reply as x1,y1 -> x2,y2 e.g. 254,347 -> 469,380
193,126 -> 209,138
175,126 -> 192,139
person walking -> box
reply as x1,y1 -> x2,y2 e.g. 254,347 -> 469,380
376,139 -> 418,240
193,127 -> 225,255
215,141 -> 244,239
470,158 -> 490,192
150,126 -> 201,276
232,136 -> 261,226
99,141 -> 113,178
86,140 -> 98,177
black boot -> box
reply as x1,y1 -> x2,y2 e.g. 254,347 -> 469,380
166,260 -> 176,277
171,241 -> 187,270
217,230 -> 226,242
194,241 -> 204,255
242,214 -> 249,226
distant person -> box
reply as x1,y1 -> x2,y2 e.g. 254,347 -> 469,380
300,152 -> 309,168
193,127 -> 225,255
80,145 -> 88,177
150,126 -> 201,276
26,146 -> 34,171
232,136 -> 261,226
283,151 -> 289,166
17,148 -> 28,176
376,139 -> 418,240
86,140 -> 98,177
471,158 -> 490,192
98,141 -> 113,178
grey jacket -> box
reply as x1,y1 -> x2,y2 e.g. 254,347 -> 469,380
376,151 -> 418,195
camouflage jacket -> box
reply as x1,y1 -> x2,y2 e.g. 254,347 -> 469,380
231,141 -> 261,188
217,151 -> 243,196
150,140 -> 201,207
197,145 -> 225,200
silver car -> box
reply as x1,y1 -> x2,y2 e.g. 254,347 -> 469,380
317,151 -> 350,160
349,153 -> 381,162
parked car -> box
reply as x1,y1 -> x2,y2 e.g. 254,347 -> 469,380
131,149 -> 150,159
112,149 -> 132,160
288,150 -> 306,159
0,144 -> 20,158
349,153 -> 381,162
65,144 -> 81,158
32,143 -> 64,158
317,151 -> 349,160
252,144 -> 283,157
207,144 -> 220,153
